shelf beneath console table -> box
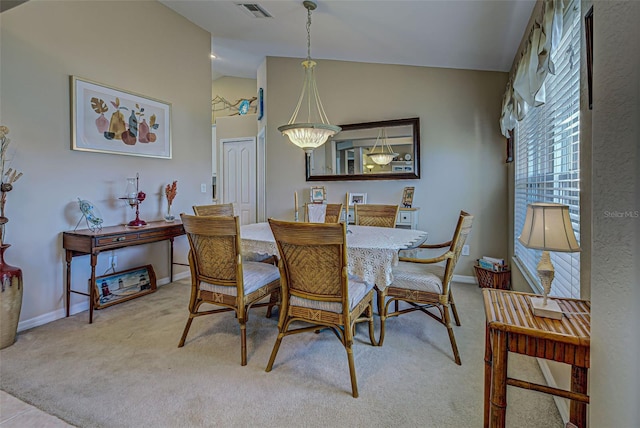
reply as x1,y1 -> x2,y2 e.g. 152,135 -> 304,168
62,221 -> 186,323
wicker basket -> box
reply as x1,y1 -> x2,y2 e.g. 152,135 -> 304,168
474,265 -> 511,290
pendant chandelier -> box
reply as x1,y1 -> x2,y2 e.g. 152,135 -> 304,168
278,0 -> 341,154
367,128 -> 398,165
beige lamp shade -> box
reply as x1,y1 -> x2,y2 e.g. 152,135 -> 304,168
518,203 -> 581,252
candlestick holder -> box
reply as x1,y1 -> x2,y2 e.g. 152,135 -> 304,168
120,173 -> 147,226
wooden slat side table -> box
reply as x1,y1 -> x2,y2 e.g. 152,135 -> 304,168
482,289 -> 590,428
63,221 -> 186,323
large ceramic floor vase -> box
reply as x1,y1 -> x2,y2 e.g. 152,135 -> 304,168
0,244 -> 23,349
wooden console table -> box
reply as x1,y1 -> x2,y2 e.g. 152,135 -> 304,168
63,221 -> 185,323
483,288 -> 590,428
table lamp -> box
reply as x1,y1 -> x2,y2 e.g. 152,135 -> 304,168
518,203 -> 581,319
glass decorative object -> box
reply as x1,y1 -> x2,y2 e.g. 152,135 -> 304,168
164,180 -> 177,222
120,173 -> 146,227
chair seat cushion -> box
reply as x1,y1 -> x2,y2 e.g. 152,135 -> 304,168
200,261 -> 280,296
290,279 -> 373,314
391,262 -> 444,294
243,252 -> 273,263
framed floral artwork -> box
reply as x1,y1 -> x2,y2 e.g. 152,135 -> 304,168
70,76 -> 172,159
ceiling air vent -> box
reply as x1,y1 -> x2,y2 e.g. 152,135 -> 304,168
236,3 -> 273,18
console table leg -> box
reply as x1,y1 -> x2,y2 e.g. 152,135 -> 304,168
89,253 -> 97,324
489,329 -> 508,428
65,250 -> 72,317
570,366 -> 588,428
169,237 -> 175,282
484,323 -> 492,428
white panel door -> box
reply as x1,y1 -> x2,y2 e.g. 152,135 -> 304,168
222,138 -> 256,225
256,127 -> 266,222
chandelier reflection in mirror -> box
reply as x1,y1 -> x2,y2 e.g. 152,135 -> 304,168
366,128 -> 398,166
277,0 -> 341,154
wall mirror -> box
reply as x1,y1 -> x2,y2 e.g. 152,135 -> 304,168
305,117 -> 420,181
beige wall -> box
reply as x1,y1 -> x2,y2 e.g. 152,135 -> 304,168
211,76 -> 258,122
215,113 -> 258,182
0,1 -> 212,326
265,57 -> 509,276
216,115 -> 259,146
590,1 -> 640,426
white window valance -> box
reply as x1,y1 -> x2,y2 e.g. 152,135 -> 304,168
500,0 -> 564,137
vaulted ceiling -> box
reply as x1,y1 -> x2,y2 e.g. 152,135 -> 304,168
160,0 -> 536,80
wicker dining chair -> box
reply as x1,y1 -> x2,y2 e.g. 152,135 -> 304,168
178,214 -> 280,366
304,203 -> 343,223
193,203 -> 275,265
376,210 -> 473,365
266,219 -> 377,398
324,203 -> 343,223
192,203 -> 234,216
354,204 -> 399,228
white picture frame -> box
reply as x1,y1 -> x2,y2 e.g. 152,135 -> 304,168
401,186 -> 415,208
348,192 -> 367,205
71,76 -> 172,159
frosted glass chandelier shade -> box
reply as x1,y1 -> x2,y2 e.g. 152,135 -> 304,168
279,123 -> 341,155
366,128 -> 398,166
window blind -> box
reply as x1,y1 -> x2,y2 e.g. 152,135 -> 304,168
514,1 -> 581,298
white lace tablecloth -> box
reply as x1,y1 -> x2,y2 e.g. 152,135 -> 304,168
240,223 -> 428,288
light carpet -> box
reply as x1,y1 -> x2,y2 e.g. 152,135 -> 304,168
0,280 -> 563,427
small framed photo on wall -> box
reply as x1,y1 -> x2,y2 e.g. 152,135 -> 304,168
310,186 -> 326,203
401,187 -> 415,208
348,192 -> 367,205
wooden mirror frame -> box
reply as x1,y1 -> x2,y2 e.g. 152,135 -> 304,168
305,117 -> 420,181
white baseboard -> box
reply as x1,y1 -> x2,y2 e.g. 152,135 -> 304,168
17,271 -> 190,332
19,270 -> 467,332
537,358 -> 570,424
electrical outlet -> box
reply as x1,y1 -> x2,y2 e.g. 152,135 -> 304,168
200,183 -> 207,193
108,256 -> 117,267
462,245 -> 470,256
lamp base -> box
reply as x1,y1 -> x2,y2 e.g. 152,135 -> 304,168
529,296 -> 563,320
127,217 -> 147,227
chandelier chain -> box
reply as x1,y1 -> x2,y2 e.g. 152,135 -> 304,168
306,6 -> 312,60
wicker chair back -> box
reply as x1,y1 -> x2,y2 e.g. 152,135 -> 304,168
269,219 -> 347,301
354,204 -> 399,228
181,214 -> 239,285
192,203 -> 234,216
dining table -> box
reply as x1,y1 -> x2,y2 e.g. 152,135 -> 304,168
241,222 -> 428,289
